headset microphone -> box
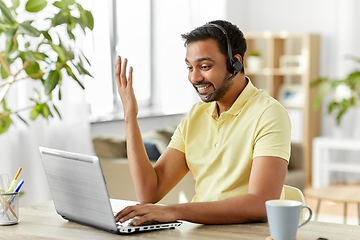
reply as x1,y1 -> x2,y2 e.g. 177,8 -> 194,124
204,71 -> 239,101
202,23 -> 243,102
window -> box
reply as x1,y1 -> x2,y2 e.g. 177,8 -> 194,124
113,0 -> 152,108
86,0 -> 227,120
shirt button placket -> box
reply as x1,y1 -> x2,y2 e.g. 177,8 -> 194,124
215,120 -> 224,149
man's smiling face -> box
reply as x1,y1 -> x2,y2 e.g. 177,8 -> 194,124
185,38 -> 232,102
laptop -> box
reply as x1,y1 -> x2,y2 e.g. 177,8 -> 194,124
38,146 -> 182,234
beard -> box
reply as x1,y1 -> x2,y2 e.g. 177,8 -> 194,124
201,74 -> 234,103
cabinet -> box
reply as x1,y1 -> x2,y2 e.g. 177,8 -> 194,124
312,137 -> 360,188
243,31 -> 321,187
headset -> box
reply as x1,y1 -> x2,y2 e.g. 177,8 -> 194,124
203,23 -> 243,101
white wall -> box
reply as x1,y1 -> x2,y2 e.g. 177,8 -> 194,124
227,0 -> 360,139
226,0 -> 360,184
93,0 -> 360,140
91,0 -> 229,136
151,0 -> 228,114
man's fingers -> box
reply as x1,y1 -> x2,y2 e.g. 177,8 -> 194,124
120,58 -> 128,86
115,56 -> 121,81
115,56 -> 134,91
115,205 -> 138,222
128,66 -> 133,85
132,214 -> 154,226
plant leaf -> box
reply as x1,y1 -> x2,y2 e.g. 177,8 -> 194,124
2,99 -> 10,111
345,55 -> 360,64
80,50 -> 91,66
52,11 -> 70,27
5,27 -> 17,53
24,61 -> 41,79
58,87 -> 62,100
65,65 -> 84,89
17,114 -> 28,125
52,103 -> 62,119
77,62 -> 93,78
45,70 -> 60,94
25,0 -> 47,13
0,116 -> 12,134
41,103 -> 52,119
310,77 -> 329,87
24,50 -> 36,62
34,88 -> 41,101
30,108 -> 39,120
0,22 -> 8,31
0,65 -> 9,79
74,17 -> 86,33
84,10 -> 94,30
50,42 -> 66,62
11,0 -> 20,10
18,22 -> 41,37
41,31 -> 52,41
0,1 -> 15,24
33,52 -> 48,61
67,29 -> 75,40
53,1 -> 67,10
64,0 -> 75,5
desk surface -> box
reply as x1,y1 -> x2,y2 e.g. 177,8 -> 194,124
305,185 -> 360,203
1,201 -> 360,240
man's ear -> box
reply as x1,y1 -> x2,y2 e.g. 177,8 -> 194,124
234,54 -> 243,63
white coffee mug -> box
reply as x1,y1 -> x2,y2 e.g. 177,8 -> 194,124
265,200 -> 312,240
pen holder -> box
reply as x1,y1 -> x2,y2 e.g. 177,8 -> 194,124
0,192 -> 19,225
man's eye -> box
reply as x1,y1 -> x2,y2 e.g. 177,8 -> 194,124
187,66 -> 193,71
201,65 -> 211,70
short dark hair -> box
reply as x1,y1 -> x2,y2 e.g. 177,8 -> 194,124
181,20 -> 247,73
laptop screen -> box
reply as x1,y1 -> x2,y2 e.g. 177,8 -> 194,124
39,147 -> 119,233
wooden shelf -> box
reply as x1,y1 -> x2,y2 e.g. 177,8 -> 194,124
244,32 -> 321,187
245,68 -> 305,76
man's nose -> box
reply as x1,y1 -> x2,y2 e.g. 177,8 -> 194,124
189,68 -> 203,83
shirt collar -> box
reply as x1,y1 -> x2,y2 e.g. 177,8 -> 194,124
205,76 -> 256,118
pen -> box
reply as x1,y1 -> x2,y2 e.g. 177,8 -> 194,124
13,180 -> 24,194
7,168 -> 22,193
0,180 -> 24,218
0,195 -> 17,219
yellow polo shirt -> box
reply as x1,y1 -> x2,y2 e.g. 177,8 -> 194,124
168,78 -> 291,202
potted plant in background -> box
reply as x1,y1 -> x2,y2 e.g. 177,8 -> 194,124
0,0 -> 94,134
246,50 -> 262,72
311,55 -> 360,126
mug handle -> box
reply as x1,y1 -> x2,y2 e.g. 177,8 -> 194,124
298,205 -> 312,228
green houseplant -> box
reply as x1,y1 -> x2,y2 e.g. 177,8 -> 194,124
311,55 -> 360,125
0,0 -> 93,134
246,50 -> 262,72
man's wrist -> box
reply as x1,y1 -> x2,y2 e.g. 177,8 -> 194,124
169,203 -> 185,221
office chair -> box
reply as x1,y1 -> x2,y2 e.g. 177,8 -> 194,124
284,185 -> 306,220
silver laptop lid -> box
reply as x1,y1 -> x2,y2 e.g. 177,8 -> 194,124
39,147 -> 119,234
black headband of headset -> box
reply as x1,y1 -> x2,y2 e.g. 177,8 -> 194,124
205,23 -> 233,63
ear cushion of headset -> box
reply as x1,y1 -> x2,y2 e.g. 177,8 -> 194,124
227,58 -> 243,73
232,58 -> 243,72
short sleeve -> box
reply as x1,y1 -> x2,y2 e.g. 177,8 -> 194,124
168,119 -> 186,153
253,105 -> 291,162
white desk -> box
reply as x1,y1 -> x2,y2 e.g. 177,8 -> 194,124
312,137 -> 360,188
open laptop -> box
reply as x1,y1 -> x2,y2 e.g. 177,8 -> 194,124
38,146 -> 182,234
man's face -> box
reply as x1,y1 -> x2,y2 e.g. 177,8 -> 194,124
185,39 -> 232,102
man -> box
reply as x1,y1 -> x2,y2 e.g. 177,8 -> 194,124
114,20 -> 291,225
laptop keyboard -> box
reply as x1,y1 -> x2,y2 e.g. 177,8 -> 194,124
116,216 -> 161,227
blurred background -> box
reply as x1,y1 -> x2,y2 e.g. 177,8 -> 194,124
1,0 -> 360,224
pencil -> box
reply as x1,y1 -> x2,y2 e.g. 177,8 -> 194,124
13,168 -> 22,181
0,195 -> 17,219
7,168 -> 22,193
